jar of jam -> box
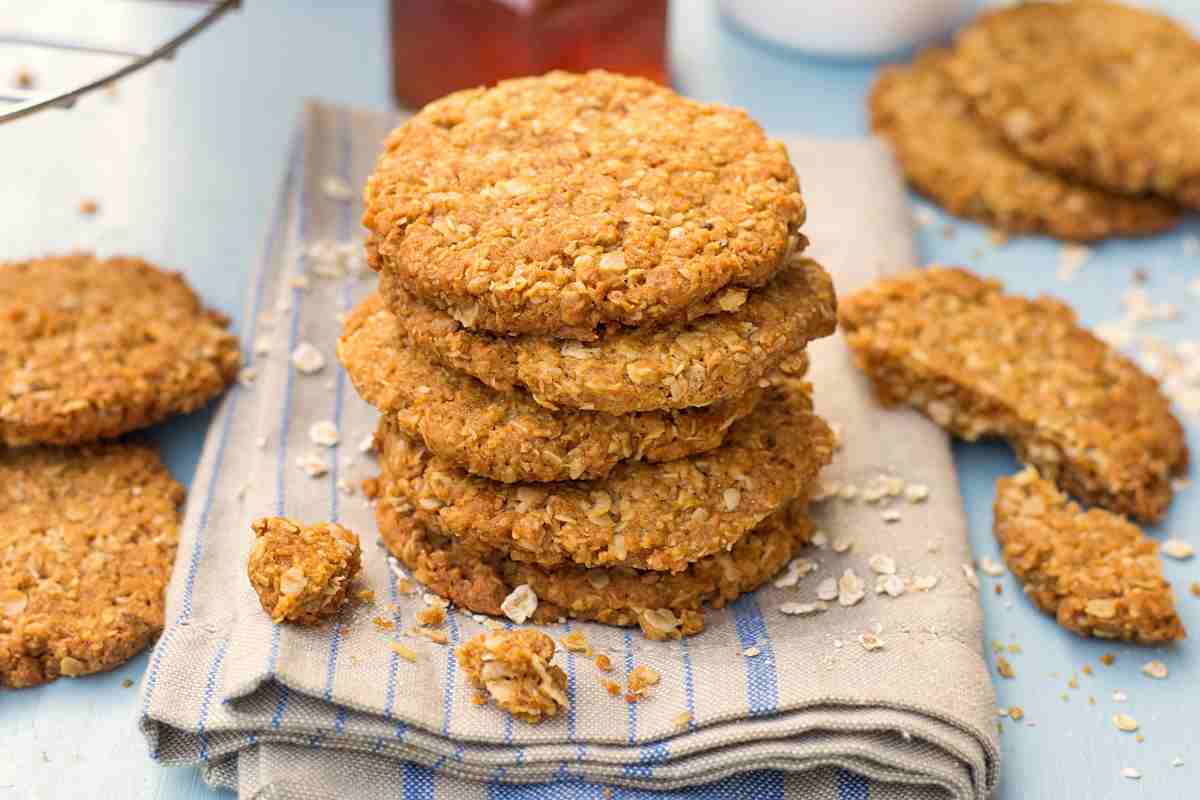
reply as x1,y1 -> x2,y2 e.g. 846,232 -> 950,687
390,0 -> 669,109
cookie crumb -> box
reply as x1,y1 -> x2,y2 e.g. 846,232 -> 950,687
389,641 -> 418,663
627,664 -> 660,695
309,421 -> 340,448
500,584 -> 538,624
1120,767 -> 1141,780
1162,539 -> 1194,560
1007,706 -> 1024,721
121,678 -> 134,689
291,342 -> 326,374
1113,712 -> 1139,732
595,654 -> 613,672
247,517 -> 362,625
416,606 -> 446,627
996,656 -> 1015,679
1141,660 -> 1169,679
79,199 -> 99,216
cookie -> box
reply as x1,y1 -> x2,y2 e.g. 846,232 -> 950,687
247,518 -> 362,626
378,492 -> 814,640
870,49 -> 1179,241
0,443 -> 184,688
339,295 -> 766,483
456,629 -> 568,723
994,467 -> 1185,644
840,267 -> 1188,523
0,254 -> 241,447
374,383 -> 832,573
364,70 -> 806,340
946,2 -> 1200,208
380,255 -> 836,415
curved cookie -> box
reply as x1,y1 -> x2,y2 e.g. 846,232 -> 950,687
374,384 -> 833,573
0,443 -> 184,688
870,49 -> 1179,241
339,295 -> 764,483
378,493 -> 814,640
364,70 -> 806,339
994,467 -> 1184,644
381,256 -> 836,415
0,254 -> 241,447
946,2 -> 1200,208
840,267 -> 1188,523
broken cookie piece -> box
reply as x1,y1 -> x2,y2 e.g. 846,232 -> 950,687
456,629 -> 568,723
840,267 -> 1188,522
994,467 -> 1185,644
247,517 -> 362,626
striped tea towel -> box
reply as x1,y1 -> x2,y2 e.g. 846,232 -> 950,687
138,101 -> 1000,800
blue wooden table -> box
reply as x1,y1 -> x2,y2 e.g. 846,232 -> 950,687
1,2 -> 1196,797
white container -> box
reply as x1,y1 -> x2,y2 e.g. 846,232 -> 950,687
718,0 -> 977,59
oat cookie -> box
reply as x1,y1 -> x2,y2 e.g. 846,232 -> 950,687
946,2 -> 1200,207
375,384 -> 832,572
364,70 -> 806,339
0,443 -> 184,688
870,49 -> 1179,241
339,295 -> 766,483
840,267 -> 1188,522
381,256 -> 835,415
247,517 -> 362,626
379,493 -> 814,640
456,629 -> 568,723
994,467 -> 1185,644
0,254 -> 241,447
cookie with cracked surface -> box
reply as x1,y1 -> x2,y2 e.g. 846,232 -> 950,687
379,491 -> 814,640
381,255 -> 835,415
0,253 -> 241,447
339,294 -> 770,483
247,517 -> 362,626
994,467 -> 1185,644
364,70 -> 806,340
374,383 -> 832,573
0,443 -> 184,688
840,267 -> 1188,523
945,2 -> 1200,208
870,48 -> 1179,241
457,629 -> 568,723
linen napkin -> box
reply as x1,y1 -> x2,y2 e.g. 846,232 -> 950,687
139,101 -> 1000,800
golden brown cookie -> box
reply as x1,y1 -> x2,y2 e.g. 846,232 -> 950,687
364,70 -> 806,340
0,443 -> 184,688
0,254 -> 241,447
870,48 -> 1179,241
379,491 -> 814,640
994,467 -> 1185,644
840,267 -> 1188,523
374,384 -> 832,573
456,629 -> 568,723
247,517 -> 362,626
946,2 -> 1200,208
381,256 -> 836,415
338,294 -> 767,483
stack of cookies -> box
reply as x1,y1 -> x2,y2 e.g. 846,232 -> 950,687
870,1 -> 1196,242
339,71 -> 839,639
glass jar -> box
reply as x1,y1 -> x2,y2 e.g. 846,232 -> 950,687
390,0 -> 669,108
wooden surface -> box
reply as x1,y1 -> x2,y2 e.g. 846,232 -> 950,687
0,1 -> 1197,798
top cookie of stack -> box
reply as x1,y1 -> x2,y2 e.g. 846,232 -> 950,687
363,70 -> 808,341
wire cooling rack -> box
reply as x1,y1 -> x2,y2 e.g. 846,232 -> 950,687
0,0 -> 238,124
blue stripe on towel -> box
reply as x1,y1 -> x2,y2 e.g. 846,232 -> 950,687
441,607 -> 461,736
196,638 -> 229,761
270,682 -> 289,730
731,593 -> 779,716
838,768 -> 870,799
679,634 -> 696,732
623,629 -> 637,744
401,762 -> 435,800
